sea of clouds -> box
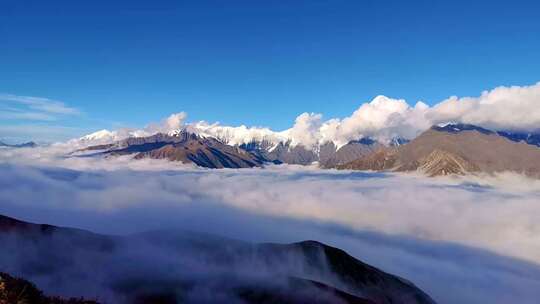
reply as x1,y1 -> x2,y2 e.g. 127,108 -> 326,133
1,146 -> 540,303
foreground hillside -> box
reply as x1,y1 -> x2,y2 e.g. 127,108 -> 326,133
0,214 -> 435,304
0,272 -> 98,304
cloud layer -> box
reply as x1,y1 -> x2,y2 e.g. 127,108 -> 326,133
1,149 -> 540,303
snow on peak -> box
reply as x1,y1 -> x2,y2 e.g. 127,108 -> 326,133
79,129 -> 115,141
436,121 -> 460,128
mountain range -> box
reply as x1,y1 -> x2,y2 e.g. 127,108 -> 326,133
0,213 -> 435,304
0,140 -> 37,148
74,123 -> 540,177
77,130 -> 400,168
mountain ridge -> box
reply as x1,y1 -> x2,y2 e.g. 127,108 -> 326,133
71,123 -> 540,177
339,124 -> 540,177
0,213 -> 435,304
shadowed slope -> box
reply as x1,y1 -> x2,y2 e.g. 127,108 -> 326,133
0,214 -> 435,304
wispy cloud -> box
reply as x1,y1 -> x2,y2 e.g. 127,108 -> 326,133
0,94 -> 80,115
0,94 -> 84,142
0,111 -> 56,121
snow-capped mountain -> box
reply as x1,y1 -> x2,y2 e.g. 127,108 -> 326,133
68,121 -> 540,176
76,126 -> 388,168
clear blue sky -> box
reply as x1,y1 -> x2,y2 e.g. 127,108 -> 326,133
1,0 -> 540,141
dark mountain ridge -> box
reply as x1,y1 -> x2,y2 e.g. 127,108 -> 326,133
0,140 -> 37,148
0,214 -> 435,304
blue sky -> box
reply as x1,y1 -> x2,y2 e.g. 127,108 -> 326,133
1,0 -> 540,142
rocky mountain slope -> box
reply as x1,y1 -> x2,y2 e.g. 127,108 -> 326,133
0,214 -> 435,304
79,130 -> 390,168
238,138 -> 384,167
83,131 -> 271,168
75,123 -> 540,175
339,124 -> 540,177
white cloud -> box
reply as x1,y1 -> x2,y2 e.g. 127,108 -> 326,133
287,112 -> 323,147
1,153 -> 540,303
0,94 -> 80,115
318,96 -> 432,147
0,111 -> 57,121
145,111 -> 188,134
2,148 -> 540,266
428,82 -> 540,131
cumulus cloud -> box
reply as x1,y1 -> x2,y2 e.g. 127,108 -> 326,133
428,82 -> 540,131
318,96 -> 432,147
145,111 -> 188,134
287,113 -> 323,147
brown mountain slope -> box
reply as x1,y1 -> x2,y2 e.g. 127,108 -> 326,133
98,132 -> 270,168
339,126 -> 540,177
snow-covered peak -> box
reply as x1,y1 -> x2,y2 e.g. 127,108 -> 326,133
74,128 -> 150,147
79,129 -> 115,142
182,122 -> 290,147
436,121 -> 459,128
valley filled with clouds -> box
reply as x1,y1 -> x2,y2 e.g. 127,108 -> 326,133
1,148 -> 540,303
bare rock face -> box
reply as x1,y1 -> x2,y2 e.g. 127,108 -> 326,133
239,138 -> 384,167
416,149 -> 479,177
319,140 -> 384,168
340,124 -> 540,177
81,130 -> 390,169
338,149 -> 397,171
132,138 -> 266,168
